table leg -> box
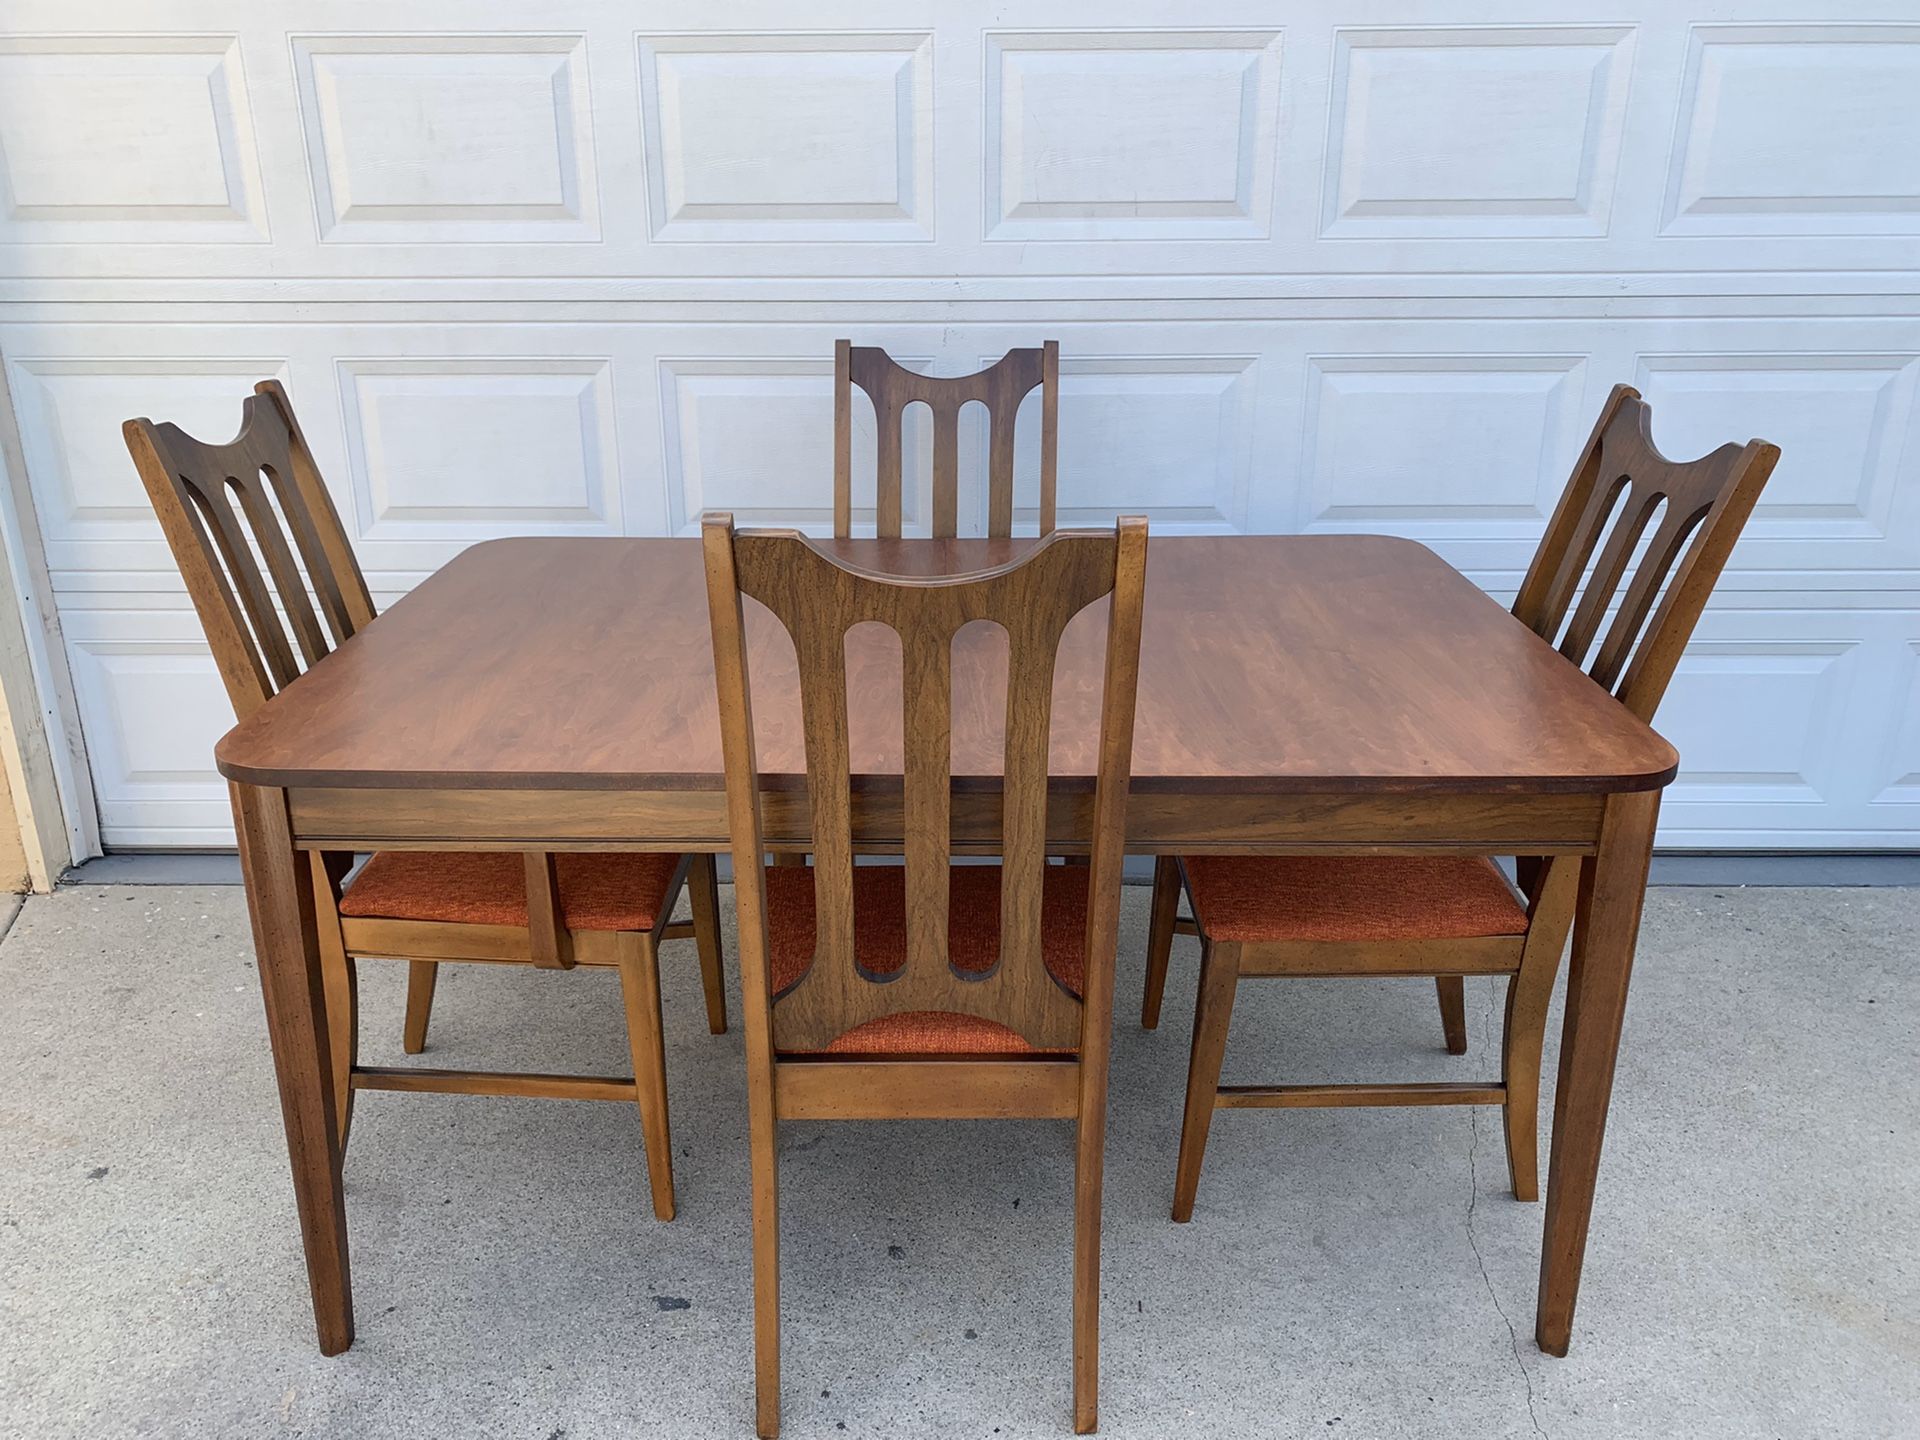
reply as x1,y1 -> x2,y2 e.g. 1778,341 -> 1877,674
1536,787 -> 1659,1355
230,782 -> 354,1354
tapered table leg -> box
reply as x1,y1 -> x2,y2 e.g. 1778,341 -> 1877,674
1536,788 -> 1659,1355
230,782 -> 353,1354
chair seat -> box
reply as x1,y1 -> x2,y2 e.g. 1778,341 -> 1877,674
764,863 -> 1088,1055
339,851 -> 684,933
1182,855 -> 1529,944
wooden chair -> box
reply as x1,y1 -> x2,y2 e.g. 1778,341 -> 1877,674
834,339 -> 1058,539
775,344 -> 1066,863
702,512 -> 1146,1436
123,380 -> 728,1221
1139,384 -> 1779,1219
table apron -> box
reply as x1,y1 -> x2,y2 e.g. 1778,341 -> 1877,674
285,786 -> 1607,855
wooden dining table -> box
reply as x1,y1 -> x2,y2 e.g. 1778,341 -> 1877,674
216,530 -> 1674,1367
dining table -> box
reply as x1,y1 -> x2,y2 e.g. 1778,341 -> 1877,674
215,529 -> 1675,1367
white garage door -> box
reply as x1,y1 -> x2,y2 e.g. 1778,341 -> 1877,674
0,1 -> 1915,854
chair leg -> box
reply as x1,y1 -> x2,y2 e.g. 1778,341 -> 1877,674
1504,857 -> 1579,1203
615,933 -> 676,1221
1502,960 -> 1559,1203
308,854 -> 358,1151
402,960 -> 438,1054
688,853 -> 728,1035
1141,855 -> 1182,1030
749,1082 -> 781,1438
1172,939 -> 1241,1223
1072,1080 -> 1108,1434
320,951 -> 357,1151
1436,976 -> 1469,1055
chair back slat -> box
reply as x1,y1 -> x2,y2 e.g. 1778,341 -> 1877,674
266,388 -> 372,647
1511,385 -> 1779,722
834,341 -> 1059,540
225,455 -> 335,668
795,617 -> 857,983
999,621 -> 1062,990
873,391 -> 905,542
900,625 -> 952,979
704,515 -> 1146,1053
183,459 -> 306,690
124,380 -> 375,721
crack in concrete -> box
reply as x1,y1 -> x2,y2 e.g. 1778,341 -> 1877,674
0,895 -> 26,947
1465,976 -> 1548,1440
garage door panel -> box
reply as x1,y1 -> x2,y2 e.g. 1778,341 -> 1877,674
1654,608 -> 1920,847
6,356 -> 295,578
1298,353 -> 1591,544
659,354 -> 934,534
0,34 -> 267,243
336,357 -> 622,540
986,355 -> 1258,534
637,32 -> 934,243
8,7 -> 1920,278
1321,26 -> 1635,241
2,2 -> 1915,850
1872,642 -> 1920,806
984,29 -> 1283,243
1659,641 -> 1857,807
1633,352 -> 1920,571
292,33 -> 599,245
1663,23 -> 1920,237
59,611 -> 236,849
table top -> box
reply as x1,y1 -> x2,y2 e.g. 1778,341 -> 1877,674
214,534 -> 1677,796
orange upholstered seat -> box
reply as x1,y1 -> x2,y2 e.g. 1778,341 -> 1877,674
1182,855 -> 1529,944
763,863 -> 1089,1055
339,850 -> 684,933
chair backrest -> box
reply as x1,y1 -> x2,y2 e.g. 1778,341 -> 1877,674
1512,384 -> 1779,723
124,380 -> 375,722
834,341 -> 1059,542
703,514 -> 1146,1053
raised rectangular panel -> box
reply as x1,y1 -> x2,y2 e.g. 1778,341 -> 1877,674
65,636 -> 234,846
0,36 -> 265,241
660,357 -> 931,533
1665,25 -> 1920,236
1301,356 -> 1585,540
1873,642 -> 1920,804
1322,27 -> 1632,239
292,34 -> 597,242
5,358 -> 292,571
1659,641 -> 1854,805
1634,354 -> 1919,548
985,31 -> 1281,241
337,360 -> 618,540
980,356 -> 1254,531
637,33 -> 932,241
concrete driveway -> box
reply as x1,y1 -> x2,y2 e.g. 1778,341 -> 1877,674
1,880 -> 1914,1438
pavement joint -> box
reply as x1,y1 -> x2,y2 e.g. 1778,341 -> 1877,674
1467,977 -> 1548,1440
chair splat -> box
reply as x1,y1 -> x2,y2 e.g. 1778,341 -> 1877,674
124,380 -> 374,720
834,341 -> 1059,540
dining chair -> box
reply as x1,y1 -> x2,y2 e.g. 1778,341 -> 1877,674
834,339 -> 1058,539
702,511 -> 1146,1436
771,343 -> 1067,864
123,380 -> 728,1221
1139,383 -> 1778,1219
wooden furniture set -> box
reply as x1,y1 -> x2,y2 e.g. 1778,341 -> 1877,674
123,348 -> 1775,1436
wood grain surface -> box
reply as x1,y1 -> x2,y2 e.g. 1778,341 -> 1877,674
216,534 -> 1677,795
